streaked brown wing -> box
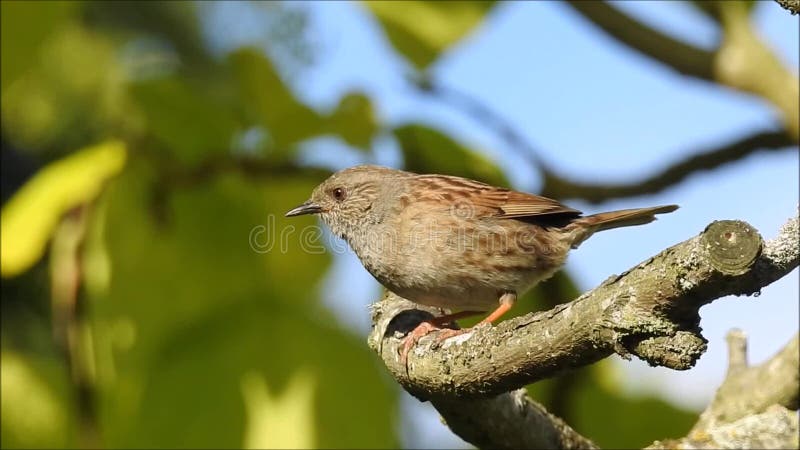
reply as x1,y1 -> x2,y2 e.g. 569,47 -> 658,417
413,174 -> 581,219
470,188 -> 582,219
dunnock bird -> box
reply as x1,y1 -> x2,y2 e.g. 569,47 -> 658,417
286,165 -> 677,363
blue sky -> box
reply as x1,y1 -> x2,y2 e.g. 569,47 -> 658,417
206,2 -> 798,447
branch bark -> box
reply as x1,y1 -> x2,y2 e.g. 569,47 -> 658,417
774,0 -> 800,15
369,212 -> 798,448
693,330 -> 799,431
649,331 -> 800,449
369,299 -> 597,449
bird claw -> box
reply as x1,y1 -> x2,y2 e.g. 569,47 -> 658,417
399,321 -> 476,371
399,321 -> 441,369
434,327 -> 470,343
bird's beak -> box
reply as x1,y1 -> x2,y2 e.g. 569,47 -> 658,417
285,201 -> 322,217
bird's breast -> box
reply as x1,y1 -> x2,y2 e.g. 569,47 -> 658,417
346,213 -> 571,311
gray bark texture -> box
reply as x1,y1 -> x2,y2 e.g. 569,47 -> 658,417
775,0 -> 800,14
368,213 -> 799,449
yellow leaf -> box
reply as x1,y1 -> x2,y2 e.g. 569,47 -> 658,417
1,140 -> 126,277
241,370 -> 316,449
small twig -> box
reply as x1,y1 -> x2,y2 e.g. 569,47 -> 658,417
50,205 -> 102,449
540,130 -> 795,203
415,78 -> 545,171
725,328 -> 748,374
564,1 -> 715,80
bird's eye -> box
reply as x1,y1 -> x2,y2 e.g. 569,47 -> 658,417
332,187 -> 346,201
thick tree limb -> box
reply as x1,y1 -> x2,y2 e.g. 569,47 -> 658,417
540,130 -> 796,203
369,213 -> 798,448
370,214 -> 798,398
369,300 -> 597,450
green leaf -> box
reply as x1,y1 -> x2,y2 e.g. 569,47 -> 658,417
229,48 -> 325,150
91,163 -> 398,448
394,123 -> 507,185
326,91 -> 378,150
1,22 -> 124,154
1,140 -> 127,278
130,77 -> 240,165
0,1 -> 77,91
365,1 -> 494,70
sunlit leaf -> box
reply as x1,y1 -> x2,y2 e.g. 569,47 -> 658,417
394,123 -> 507,186
241,370 -> 316,449
365,1 -> 494,70
0,351 -> 76,448
1,140 -> 126,278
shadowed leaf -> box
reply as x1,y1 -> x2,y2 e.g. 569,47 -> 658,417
394,123 -> 507,186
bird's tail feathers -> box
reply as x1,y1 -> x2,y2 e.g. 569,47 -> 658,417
566,205 -> 679,248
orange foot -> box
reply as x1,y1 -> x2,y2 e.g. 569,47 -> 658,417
399,310 -> 484,367
399,292 -> 517,368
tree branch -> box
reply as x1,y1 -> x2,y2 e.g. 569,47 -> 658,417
540,130 -> 795,203
563,1 -> 716,80
714,1 -> 800,140
369,300 -> 597,450
774,0 -> 800,15
565,1 -> 800,140
369,212 -> 798,448
417,77 -> 795,204
693,330 -> 799,430
649,331 -> 799,449
370,214 -> 798,398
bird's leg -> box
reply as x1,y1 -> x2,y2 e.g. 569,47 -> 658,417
399,310 -> 484,366
435,291 -> 516,343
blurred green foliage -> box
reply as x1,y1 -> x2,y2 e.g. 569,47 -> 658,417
1,1 -> 698,448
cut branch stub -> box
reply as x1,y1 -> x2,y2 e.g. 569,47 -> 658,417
701,220 -> 762,275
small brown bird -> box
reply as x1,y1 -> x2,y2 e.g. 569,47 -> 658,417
286,165 -> 677,362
